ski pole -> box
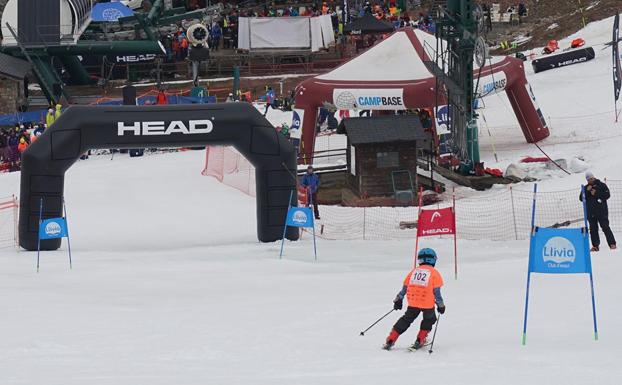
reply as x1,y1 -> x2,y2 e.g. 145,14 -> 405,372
359,309 -> 394,336
428,314 -> 441,354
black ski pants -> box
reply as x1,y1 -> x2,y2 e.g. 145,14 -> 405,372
393,306 -> 437,334
308,192 -> 320,219
588,214 -> 616,247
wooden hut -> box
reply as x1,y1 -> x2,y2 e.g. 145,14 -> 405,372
338,116 -> 430,200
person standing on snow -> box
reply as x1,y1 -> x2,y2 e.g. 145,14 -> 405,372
45,108 -> 56,127
383,248 -> 445,350
263,86 -> 275,116
301,165 -> 321,220
580,171 -> 616,251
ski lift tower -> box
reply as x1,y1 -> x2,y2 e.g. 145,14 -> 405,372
425,0 -> 481,173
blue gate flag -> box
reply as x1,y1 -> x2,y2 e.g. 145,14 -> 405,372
529,227 -> 592,274
39,218 -> 68,240
285,207 -> 314,228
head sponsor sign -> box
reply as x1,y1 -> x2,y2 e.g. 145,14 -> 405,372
285,207 -> 314,228
417,207 -> 456,237
39,218 -> 68,240
529,227 -> 591,274
332,89 -> 405,110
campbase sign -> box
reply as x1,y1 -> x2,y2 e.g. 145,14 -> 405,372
333,89 -> 405,110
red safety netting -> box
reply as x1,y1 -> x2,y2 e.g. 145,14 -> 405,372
0,195 -> 18,249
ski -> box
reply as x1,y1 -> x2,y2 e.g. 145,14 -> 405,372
407,342 -> 431,352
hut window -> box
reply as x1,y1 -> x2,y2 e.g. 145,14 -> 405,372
377,151 -> 399,168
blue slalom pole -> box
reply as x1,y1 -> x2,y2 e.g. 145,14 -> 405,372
582,186 -> 598,340
522,183 -> 538,345
63,198 -> 72,270
312,218 -> 318,262
279,190 -> 294,259
589,272 -> 599,341
36,198 -> 43,273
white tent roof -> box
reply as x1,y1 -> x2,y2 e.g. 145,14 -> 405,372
316,28 -> 503,82
317,30 -> 431,82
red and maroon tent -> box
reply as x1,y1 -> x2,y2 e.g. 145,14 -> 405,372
294,27 -> 550,163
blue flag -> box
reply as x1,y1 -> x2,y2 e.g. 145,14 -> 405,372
529,227 -> 591,274
285,207 -> 314,228
39,218 -> 68,240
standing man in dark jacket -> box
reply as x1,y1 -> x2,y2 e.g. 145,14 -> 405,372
580,171 -> 616,251
301,165 -> 321,220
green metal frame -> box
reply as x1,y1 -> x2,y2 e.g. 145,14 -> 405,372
426,0 -> 480,172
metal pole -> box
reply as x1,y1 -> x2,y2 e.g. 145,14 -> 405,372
582,185 -> 598,340
312,219 -> 318,262
359,309 -> 395,336
522,183 -> 538,345
279,190 -> 294,259
63,198 -> 72,270
37,198 -> 43,273
428,313 -> 441,354
589,272 -> 599,341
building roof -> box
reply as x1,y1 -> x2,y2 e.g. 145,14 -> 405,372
338,115 -> 429,145
0,53 -> 32,80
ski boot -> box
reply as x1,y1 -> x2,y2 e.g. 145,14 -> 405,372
382,329 -> 400,350
409,330 -> 430,350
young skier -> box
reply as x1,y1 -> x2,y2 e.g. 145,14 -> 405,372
383,248 -> 445,350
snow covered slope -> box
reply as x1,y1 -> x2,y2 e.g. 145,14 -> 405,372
0,17 -> 622,385
479,15 -> 622,186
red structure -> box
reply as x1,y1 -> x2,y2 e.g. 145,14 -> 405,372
294,28 -> 550,163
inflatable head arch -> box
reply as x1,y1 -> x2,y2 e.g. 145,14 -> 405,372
295,28 -> 550,162
19,103 -> 299,251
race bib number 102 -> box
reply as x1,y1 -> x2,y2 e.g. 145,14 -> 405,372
410,269 -> 430,287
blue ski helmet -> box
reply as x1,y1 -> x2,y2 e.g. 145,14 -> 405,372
417,248 -> 437,266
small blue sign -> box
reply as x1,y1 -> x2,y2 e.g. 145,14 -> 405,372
291,111 -> 302,131
285,207 -> 314,228
529,227 -> 591,274
39,218 -> 68,240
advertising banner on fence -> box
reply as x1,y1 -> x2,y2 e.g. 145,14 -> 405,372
529,227 -> 591,274
417,207 -> 456,237
333,89 -> 405,110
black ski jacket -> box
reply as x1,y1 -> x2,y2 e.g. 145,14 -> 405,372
579,179 -> 610,218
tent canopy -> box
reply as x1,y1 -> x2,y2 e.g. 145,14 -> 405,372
91,2 -> 134,22
343,13 -> 395,35
294,27 -> 550,163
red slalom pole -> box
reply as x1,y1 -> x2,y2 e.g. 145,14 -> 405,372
413,187 -> 424,267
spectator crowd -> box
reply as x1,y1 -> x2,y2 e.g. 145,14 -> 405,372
0,105 -> 61,173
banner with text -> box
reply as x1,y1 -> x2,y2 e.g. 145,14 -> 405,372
417,207 -> 456,237
528,227 -> 591,274
333,88 -> 405,110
